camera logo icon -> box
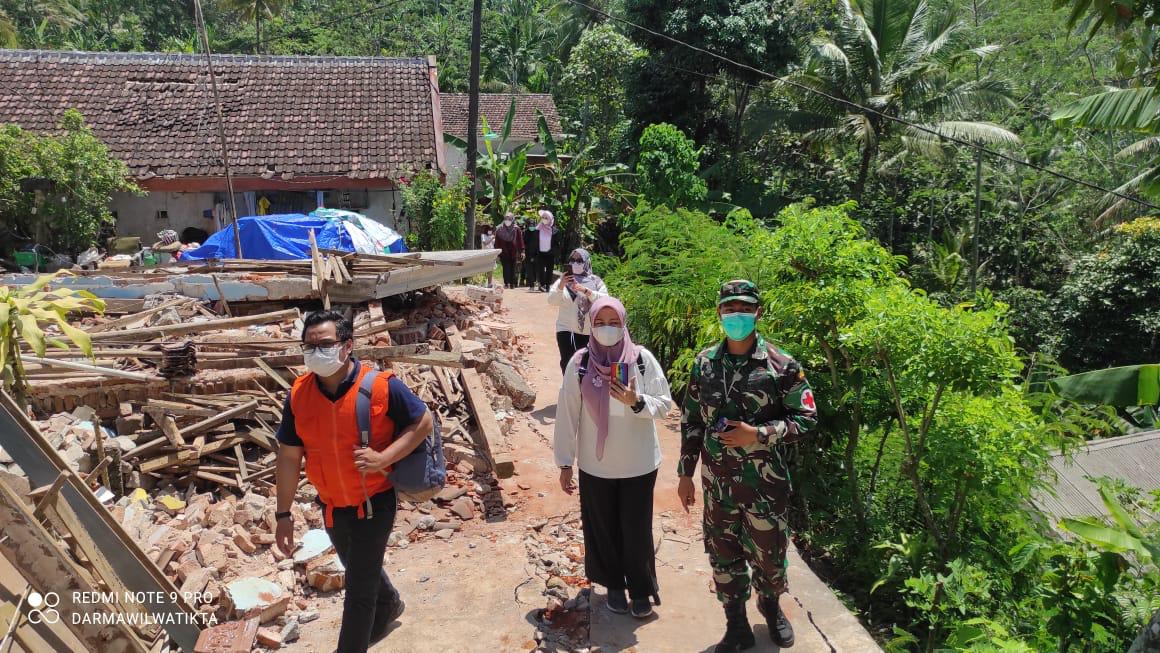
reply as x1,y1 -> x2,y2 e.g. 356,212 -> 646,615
26,591 -> 61,624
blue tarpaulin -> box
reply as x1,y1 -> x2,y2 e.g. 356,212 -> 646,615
182,212 -> 405,261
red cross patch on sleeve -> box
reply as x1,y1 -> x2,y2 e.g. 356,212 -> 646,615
801,389 -> 816,411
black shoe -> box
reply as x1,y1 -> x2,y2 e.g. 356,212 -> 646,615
714,600 -> 756,652
605,589 -> 629,614
630,597 -> 653,618
369,596 -> 405,644
758,596 -> 794,648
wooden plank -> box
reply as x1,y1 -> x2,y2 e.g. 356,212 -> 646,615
458,368 -> 515,478
0,477 -> 150,653
254,358 -> 292,391
89,308 -> 299,342
177,401 -> 259,438
144,399 -> 217,418
211,274 -> 232,317
242,429 -> 278,452
194,470 -> 240,488
386,351 -> 465,369
156,414 -> 187,448
86,297 -> 193,334
139,436 -> 245,474
31,473 -> 68,521
20,355 -> 156,382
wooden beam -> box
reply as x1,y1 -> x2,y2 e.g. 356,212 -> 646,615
20,356 -> 156,382
89,308 -> 299,342
457,368 -> 515,478
31,473 -> 69,521
86,297 -> 193,334
254,358 -> 292,391
177,401 -> 258,438
0,477 -> 149,653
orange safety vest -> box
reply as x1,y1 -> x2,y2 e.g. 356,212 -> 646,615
290,365 -> 396,527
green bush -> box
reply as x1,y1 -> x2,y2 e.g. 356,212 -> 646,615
399,171 -> 469,251
605,200 -> 1148,651
1055,217 -> 1160,371
636,123 -> 708,208
0,109 -> 140,255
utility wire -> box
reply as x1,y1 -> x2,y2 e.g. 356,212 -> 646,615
562,0 -> 1160,211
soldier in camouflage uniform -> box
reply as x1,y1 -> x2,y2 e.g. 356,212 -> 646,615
678,280 -> 817,651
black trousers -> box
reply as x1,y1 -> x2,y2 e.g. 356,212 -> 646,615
522,254 -> 537,288
499,255 -> 519,288
537,251 -> 555,288
579,468 -> 660,601
557,331 -> 590,373
324,488 -> 400,653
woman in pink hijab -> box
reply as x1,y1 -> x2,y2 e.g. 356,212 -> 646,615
553,297 -> 673,619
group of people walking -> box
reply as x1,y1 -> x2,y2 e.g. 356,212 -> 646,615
270,209 -> 816,652
492,209 -> 563,292
550,270 -> 817,651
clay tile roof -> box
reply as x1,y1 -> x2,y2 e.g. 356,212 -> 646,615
441,93 -> 562,141
0,49 -> 440,180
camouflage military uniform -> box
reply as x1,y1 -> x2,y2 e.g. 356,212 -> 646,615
680,333 -> 817,603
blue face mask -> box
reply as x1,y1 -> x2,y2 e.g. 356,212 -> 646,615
721,312 -> 757,341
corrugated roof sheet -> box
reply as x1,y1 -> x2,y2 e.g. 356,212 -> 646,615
0,49 -> 440,180
1032,430 -> 1160,527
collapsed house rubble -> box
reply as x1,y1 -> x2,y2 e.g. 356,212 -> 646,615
0,246 -> 551,652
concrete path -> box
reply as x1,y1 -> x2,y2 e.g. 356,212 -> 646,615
286,286 -> 881,653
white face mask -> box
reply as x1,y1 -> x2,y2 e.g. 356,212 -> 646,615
504,218 -> 513,226
571,262 -> 586,275
304,344 -> 346,377
592,326 -> 624,347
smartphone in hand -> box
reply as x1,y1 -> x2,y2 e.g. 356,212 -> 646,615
611,362 -> 630,386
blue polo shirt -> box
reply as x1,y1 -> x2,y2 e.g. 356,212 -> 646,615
275,359 -> 429,447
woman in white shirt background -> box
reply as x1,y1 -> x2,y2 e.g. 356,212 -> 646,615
554,297 -> 673,619
547,248 -> 608,372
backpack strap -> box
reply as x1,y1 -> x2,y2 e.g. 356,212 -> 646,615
356,370 -> 379,448
577,351 -> 648,383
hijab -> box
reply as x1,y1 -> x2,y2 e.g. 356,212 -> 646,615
577,297 -> 641,460
538,209 -> 555,252
568,248 -> 602,327
496,213 -> 520,243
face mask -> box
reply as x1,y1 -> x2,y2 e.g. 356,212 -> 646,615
504,218 -> 513,226
592,326 -> 624,347
721,312 -> 757,341
304,344 -> 346,377
571,262 -> 586,275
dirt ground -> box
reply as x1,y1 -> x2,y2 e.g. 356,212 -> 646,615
282,287 -> 880,653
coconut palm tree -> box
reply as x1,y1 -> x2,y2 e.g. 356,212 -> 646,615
483,0 -> 552,92
1052,87 -> 1160,224
220,0 -> 290,54
785,0 -> 1018,199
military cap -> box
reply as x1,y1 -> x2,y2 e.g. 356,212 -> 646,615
717,279 -> 760,306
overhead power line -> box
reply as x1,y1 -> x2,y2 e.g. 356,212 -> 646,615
561,0 -> 1160,212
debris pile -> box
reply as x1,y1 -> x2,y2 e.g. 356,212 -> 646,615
523,513 -> 593,652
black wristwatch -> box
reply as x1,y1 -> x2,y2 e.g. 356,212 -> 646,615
275,511 -> 293,521
631,397 -> 646,413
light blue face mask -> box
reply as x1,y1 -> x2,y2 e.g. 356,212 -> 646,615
721,312 -> 757,341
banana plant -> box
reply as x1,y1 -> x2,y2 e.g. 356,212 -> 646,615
1049,364 -> 1159,429
532,111 -> 632,254
444,97 -> 536,223
0,271 -> 105,406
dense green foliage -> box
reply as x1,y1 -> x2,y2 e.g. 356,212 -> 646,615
635,123 -> 707,208
0,109 -> 139,255
606,202 -> 1158,651
1055,217 -> 1160,370
398,170 -> 469,251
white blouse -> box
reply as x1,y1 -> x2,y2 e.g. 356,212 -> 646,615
553,347 -> 673,479
546,277 -> 609,334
